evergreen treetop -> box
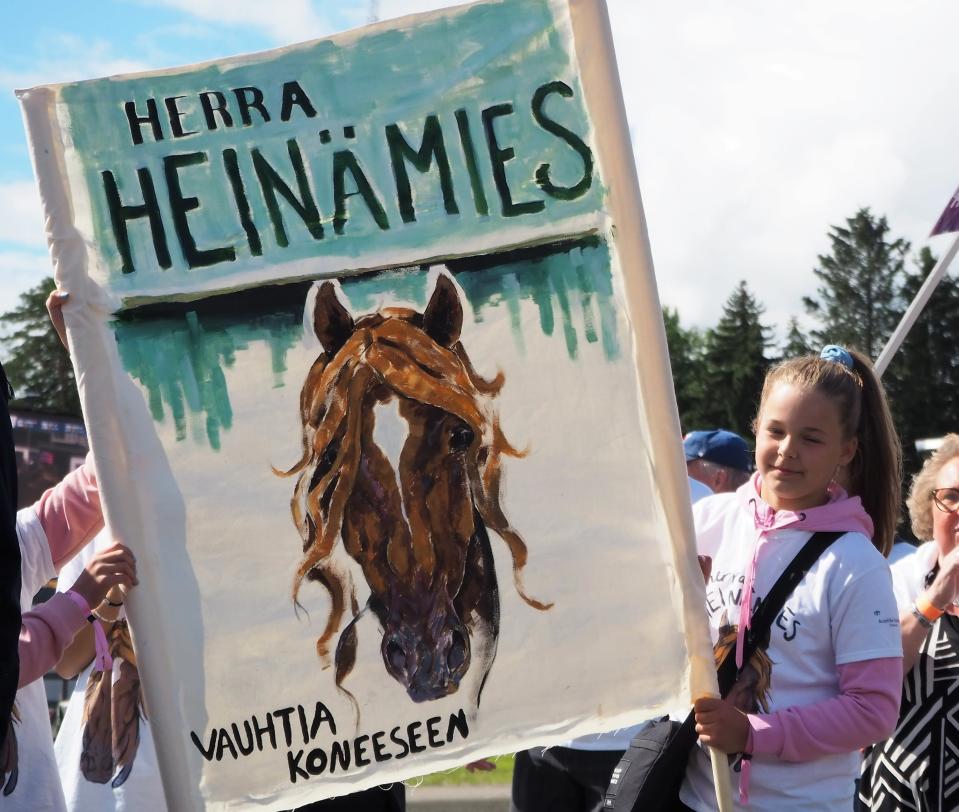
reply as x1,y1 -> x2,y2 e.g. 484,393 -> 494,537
698,280 -> 772,438
803,208 -> 909,359
1,277 -> 79,416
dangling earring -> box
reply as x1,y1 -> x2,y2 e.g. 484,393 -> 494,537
829,464 -> 844,495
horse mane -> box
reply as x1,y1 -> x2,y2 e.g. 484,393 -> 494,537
275,307 -> 547,659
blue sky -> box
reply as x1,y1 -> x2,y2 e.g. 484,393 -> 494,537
0,0 -> 345,318
2,0 -> 958,340
0,5 -> 273,173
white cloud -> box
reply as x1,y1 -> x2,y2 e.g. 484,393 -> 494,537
0,185 -> 49,316
142,0 -> 333,45
0,32 -> 152,90
0,181 -> 45,248
605,0 -> 959,341
0,250 -> 53,318
375,0 -> 451,20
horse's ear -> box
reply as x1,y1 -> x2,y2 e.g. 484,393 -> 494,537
313,282 -> 355,356
422,275 -> 463,348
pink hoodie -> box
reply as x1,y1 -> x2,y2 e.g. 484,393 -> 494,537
735,472 -> 873,667
17,459 -> 103,686
734,475 -> 901,785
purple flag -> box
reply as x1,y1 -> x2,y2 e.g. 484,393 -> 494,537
931,182 -> 959,236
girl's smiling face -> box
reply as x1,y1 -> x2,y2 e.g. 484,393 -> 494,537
755,382 -> 858,512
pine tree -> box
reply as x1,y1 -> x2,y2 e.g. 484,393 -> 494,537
0,277 -> 80,416
662,307 -> 705,431
698,281 -> 772,437
780,317 -> 812,359
803,208 -> 909,359
885,246 -> 959,480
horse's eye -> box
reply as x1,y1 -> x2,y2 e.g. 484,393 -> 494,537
449,425 -> 474,451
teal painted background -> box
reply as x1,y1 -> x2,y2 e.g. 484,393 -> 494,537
61,0 -> 605,305
113,238 -> 621,450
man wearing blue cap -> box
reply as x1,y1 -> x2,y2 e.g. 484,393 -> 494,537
684,429 -> 752,495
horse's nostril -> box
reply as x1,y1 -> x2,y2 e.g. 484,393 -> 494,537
448,629 -> 468,671
386,640 -> 406,672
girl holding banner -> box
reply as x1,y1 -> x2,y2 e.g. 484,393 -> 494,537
681,348 -> 903,810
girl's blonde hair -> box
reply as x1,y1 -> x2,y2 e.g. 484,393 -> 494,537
757,348 -> 902,556
906,433 -> 959,541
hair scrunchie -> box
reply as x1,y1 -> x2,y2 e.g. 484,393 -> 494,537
820,344 -> 854,369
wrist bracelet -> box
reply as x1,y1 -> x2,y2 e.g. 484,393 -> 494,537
912,603 -> 935,629
916,594 -> 945,622
105,599 -> 124,607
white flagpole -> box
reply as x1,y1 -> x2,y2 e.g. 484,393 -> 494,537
875,232 -> 959,377
566,3 -> 733,809
708,733 -> 735,810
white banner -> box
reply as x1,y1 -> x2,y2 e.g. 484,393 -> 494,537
18,0 -> 716,808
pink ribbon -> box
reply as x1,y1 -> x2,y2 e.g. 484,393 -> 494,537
92,622 -> 113,672
64,589 -> 91,616
64,590 -> 113,672
734,476 -> 870,668
739,756 -> 752,804
735,501 -> 797,668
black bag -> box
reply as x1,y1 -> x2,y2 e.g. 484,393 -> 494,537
603,531 -> 842,811
605,714 -> 696,812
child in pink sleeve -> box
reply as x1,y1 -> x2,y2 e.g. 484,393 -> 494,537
36,454 -> 102,568
18,458 -> 136,686
4,460 -> 137,812
1,285 -> 139,811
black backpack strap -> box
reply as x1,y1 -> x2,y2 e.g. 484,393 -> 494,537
717,530 -> 844,695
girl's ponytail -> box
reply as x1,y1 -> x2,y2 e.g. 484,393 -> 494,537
846,348 -> 901,556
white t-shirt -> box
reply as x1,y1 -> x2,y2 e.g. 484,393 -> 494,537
888,540 -> 936,611
53,535 -> 165,812
887,540 -> 919,568
680,493 -> 902,812
3,509 -> 68,812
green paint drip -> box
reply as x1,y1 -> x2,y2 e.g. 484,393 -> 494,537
501,272 -> 525,355
114,240 -> 622,448
574,253 -> 598,344
581,293 -> 598,344
114,307 -> 299,449
587,252 -> 621,359
526,264 -> 555,338
454,240 -> 620,358
549,270 -> 578,360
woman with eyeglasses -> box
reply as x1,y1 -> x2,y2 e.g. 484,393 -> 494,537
858,434 -> 959,811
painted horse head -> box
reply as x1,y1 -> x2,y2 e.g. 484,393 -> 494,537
277,273 -> 551,703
